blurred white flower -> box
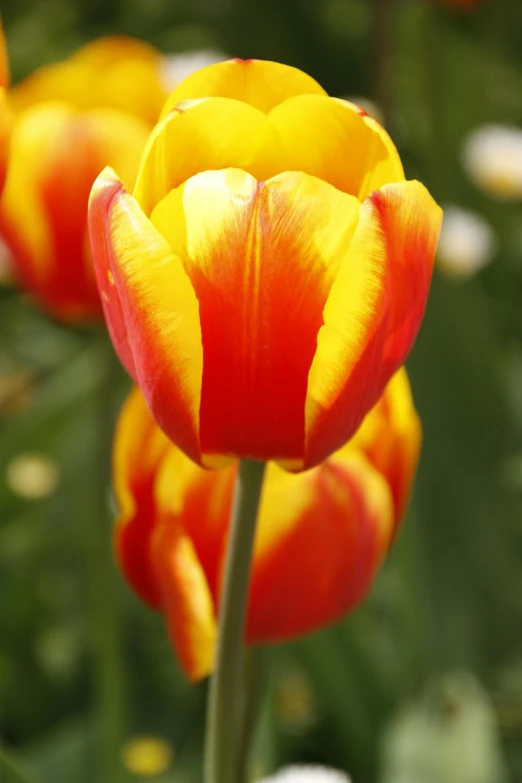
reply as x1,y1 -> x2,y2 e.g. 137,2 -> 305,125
259,766 -> 350,783
6,453 -> 59,499
437,205 -> 496,278
381,671 -> 506,783
462,124 -> 522,199
161,50 -> 230,92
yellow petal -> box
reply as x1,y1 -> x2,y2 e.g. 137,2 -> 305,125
114,385 -> 172,609
303,180 -> 441,469
151,516 -> 217,681
269,95 -> 404,199
89,167 -> 203,463
133,97 -> 283,215
160,58 -> 326,117
135,94 -> 403,215
10,36 -> 166,124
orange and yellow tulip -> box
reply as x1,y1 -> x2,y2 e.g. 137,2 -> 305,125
9,36 -> 169,126
114,369 -> 421,681
0,36 -> 164,322
89,59 -> 441,469
0,19 -> 12,195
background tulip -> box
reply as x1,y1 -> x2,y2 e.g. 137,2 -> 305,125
113,369 -> 420,681
9,36 -> 169,126
0,103 -> 149,321
0,19 -> 11,195
89,59 -> 441,469
0,37 -> 163,322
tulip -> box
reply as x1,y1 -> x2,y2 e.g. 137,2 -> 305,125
0,104 -> 150,321
0,19 -> 12,195
113,368 -> 420,681
9,35 -> 168,126
0,37 -> 161,322
89,59 -> 441,469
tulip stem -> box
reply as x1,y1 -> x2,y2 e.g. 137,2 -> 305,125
204,459 -> 267,783
235,647 -> 266,783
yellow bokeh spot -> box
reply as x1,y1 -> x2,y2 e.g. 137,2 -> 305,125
6,453 -> 59,499
275,667 -> 317,733
121,736 -> 174,778
0,369 -> 33,415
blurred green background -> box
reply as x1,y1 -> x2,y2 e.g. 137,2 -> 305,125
2,0 -> 522,781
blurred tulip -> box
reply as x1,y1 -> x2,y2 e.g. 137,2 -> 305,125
436,205 -> 496,279
462,124 -> 522,200
258,766 -> 350,782
10,36 -> 169,125
113,369 -> 420,681
89,59 -> 441,469
0,19 -> 12,195
0,36 -> 159,322
0,104 -> 149,321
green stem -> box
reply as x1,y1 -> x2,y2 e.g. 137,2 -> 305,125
235,647 -> 266,783
0,744 -> 35,783
87,334 -> 127,782
204,459 -> 267,783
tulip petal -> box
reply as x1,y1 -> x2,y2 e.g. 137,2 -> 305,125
134,98 -> 283,215
160,59 -> 326,118
348,367 -> 421,523
150,168 -> 360,464
0,20 -> 9,88
114,386 -> 172,608
247,452 -> 394,643
1,105 -> 149,321
155,448 -> 236,603
88,167 -> 203,463
303,180 -> 442,469
10,36 -> 166,124
135,95 -> 403,216
151,518 -> 217,681
268,95 -> 404,200
0,88 -> 12,193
